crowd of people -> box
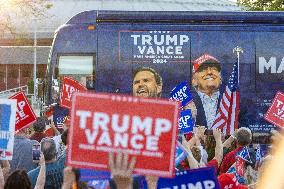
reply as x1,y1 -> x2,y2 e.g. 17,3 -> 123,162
0,115 -> 282,189
0,53 -> 282,189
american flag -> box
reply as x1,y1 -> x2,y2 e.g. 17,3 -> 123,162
211,61 -> 239,135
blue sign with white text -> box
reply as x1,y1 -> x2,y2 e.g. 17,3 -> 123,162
178,110 -> 194,134
0,104 -> 11,150
80,169 -> 111,181
157,167 -> 220,189
237,147 -> 252,163
170,81 -> 192,107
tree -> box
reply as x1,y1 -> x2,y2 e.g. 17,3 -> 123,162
0,0 -> 52,37
237,0 -> 284,11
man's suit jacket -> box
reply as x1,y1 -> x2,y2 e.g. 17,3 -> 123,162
191,87 -> 249,129
191,88 -> 223,128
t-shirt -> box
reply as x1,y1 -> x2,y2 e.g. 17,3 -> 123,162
28,153 -> 66,189
218,173 -> 248,189
53,105 -> 69,133
9,136 -> 38,173
220,147 -> 243,174
207,158 -> 219,171
52,135 -> 66,157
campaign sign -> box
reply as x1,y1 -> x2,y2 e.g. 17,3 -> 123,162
175,141 -> 188,167
60,77 -> 87,109
264,91 -> 284,128
157,167 -> 220,189
178,110 -> 194,134
170,81 -> 192,107
9,91 -> 37,131
67,93 -> 180,178
0,99 -> 17,160
80,169 -> 110,181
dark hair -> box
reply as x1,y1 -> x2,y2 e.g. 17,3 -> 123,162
133,67 -> 163,87
204,135 -> 216,161
33,116 -> 48,132
61,129 -> 68,146
237,128 -> 252,147
41,137 -> 57,161
4,170 -> 32,189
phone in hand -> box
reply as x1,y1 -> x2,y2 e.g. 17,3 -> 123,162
32,143 -> 41,161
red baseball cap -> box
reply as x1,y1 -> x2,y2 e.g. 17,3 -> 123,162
192,54 -> 221,73
218,173 -> 248,189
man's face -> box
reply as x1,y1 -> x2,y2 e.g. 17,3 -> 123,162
192,65 -> 222,95
132,71 -> 162,98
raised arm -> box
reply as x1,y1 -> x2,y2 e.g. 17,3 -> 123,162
213,129 -> 223,166
181,138 -> 199,169
34,153 -> 46,189
223,130 -> 237,149
109,153 -> 136,189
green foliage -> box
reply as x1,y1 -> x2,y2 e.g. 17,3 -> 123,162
237,0 -> 284,11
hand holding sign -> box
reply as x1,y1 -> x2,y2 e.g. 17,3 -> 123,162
109,153 -> 136,189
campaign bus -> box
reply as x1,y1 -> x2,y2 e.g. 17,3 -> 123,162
44,11 -> 284,140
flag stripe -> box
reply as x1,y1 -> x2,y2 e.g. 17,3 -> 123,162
212,60 -> 240,135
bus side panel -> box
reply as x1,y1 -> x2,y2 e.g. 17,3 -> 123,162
96,23 -> 192,96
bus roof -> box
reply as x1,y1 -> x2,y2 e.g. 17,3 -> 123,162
66,11 -> 284,25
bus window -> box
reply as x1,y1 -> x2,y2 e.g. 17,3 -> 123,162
51,55 -> 96,103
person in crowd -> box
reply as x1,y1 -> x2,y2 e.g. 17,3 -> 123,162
219,147 -> 257,189
132,67 -> 163,98
181,128 -> 223,171
53,128 -> 68,158
218,172 -> 248,189
3,170 -> 32,189
190,54 -> 223,128
10,128 -> 38,172
33,152 -> 46,189
0,160 -> 10,188
30,117 -> 48,142
0,153 -> 45,189
28,138 -> 65,189
220,127 -> 252,174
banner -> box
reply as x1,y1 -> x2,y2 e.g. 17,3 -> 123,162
60,77 -> 87,109
264,91 -> 284,128
9,91 -> 37,131
157,167 -> 220,189
0,99 -> 17,160
178,110 -> 194,134
67,93 -> 180,178
170,81 -> 192,108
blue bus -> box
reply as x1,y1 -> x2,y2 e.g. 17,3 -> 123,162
44,11 -> 284,138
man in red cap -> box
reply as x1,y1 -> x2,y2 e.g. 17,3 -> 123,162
191,53 -> 223,128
